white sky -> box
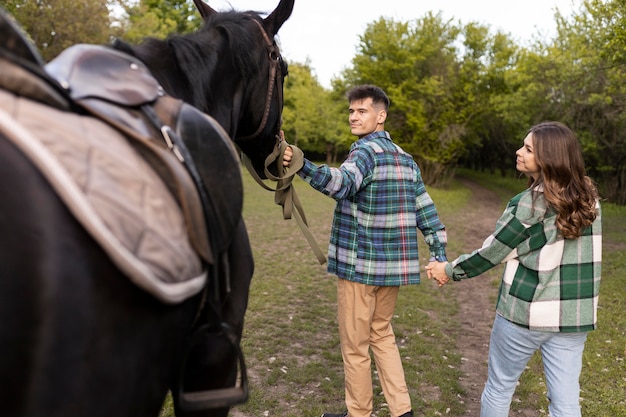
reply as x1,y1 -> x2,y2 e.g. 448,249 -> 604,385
211,0 -> 579,88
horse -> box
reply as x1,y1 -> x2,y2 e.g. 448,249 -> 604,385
0,0 -> 293,416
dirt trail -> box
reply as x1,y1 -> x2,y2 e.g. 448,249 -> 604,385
446,178 -> 505,416
449,178 -> 540,417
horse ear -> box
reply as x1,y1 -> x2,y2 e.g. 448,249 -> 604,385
264,0 -> 294,35
193,0 -> 216,20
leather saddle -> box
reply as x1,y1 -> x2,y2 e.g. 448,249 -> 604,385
46,44 -> 244,264
0,9 -> 242,265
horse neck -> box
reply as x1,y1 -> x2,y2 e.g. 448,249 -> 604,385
112,38 -> 241,139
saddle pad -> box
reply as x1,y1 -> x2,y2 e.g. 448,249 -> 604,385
0,89 -> 206,304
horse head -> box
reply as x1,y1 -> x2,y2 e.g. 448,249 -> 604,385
192,0 -> 293,179
114,0 -> 294,179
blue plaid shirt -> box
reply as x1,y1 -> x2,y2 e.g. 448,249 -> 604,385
299,131 -> 447,286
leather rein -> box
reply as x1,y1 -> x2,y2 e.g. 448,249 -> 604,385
237,18 -> 326,265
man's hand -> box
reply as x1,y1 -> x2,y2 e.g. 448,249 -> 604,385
425,261 -> 450,287
283,144 -> 293,167
277,130 -> 294,167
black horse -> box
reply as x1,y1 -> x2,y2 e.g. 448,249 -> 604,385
0,0 -> 293,416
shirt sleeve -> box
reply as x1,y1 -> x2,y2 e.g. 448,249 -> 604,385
298,148 -> 373,200
414,169 -> 448,260
444,200 -> 530,281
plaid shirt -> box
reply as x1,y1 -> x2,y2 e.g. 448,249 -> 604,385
445,187 -> 602,332
299,131 -> 447,286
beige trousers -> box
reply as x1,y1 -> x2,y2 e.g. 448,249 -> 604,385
337,278 -> 412,417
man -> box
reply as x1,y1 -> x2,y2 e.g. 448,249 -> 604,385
283,85 -> 447,417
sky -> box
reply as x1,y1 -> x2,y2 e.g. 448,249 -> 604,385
211,0 -> 579,88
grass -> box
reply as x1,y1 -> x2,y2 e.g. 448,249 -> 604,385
161,166 -> 625,416
235,170 -> 465,417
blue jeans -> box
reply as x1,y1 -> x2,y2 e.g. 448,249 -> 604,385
481,314 -> 588,417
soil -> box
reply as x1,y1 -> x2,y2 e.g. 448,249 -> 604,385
448,178 -> 535,417
446,178 -> 503,416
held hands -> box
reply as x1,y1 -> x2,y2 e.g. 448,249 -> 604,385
426,261 -> 450,287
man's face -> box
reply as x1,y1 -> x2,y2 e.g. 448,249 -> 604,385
348,97 -> 386,138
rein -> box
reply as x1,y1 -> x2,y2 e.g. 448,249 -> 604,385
242,140 -> 327,265
236,18 -> 326,265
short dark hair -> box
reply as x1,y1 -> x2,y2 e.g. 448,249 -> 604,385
347,85 -> 390,111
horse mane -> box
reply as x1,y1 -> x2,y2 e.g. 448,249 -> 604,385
201,11 -> 265,81
114,11 -> 267,112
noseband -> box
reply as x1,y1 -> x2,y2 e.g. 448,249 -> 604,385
235,18 -> 284,143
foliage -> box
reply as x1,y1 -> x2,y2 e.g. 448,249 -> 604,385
283,0 -> 626,203
458,28 -> 527,176
15,0 -> 620,201
342,14 -> 465,186
116,0 -> 202,43
282,62 -> 350,164
3,0 -> 120,61
6,0 -> 626,203
546,0 -> 626,203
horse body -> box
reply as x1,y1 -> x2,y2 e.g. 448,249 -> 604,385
0,1 -> 293,416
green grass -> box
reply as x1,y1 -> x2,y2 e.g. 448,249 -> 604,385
233,169 -> 465,416
160,166 -> 625,416
454,167 -> 527,205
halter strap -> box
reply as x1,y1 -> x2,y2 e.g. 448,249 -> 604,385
233,18 -> 326,264
235,18 -> 283,142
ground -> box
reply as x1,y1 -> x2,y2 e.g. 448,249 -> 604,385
228,177 -> 537,417
447,178 -> 536,417
447,178 -> 502,416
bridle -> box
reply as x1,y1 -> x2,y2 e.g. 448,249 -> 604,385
178,20 -> 289,412
235,17 -> 284,143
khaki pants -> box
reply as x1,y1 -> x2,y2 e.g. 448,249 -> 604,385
337,278 -> 412,417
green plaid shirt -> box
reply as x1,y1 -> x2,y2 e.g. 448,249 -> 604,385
445,187 -> 602,332
299,131 -> 447,286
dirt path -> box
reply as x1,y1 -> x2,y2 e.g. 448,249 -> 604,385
449,178 -> 540,417
446,178 -> 505,416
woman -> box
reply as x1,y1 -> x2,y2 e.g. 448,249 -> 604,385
427,121 -> 601,417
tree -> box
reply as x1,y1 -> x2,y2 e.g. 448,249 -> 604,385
342,14 -> 466,185
282,62 -> 349,164
329,0 -> 626,203
4,0 -> 118,61
457,25 -> 526,176
517,0 -> 626,203
562,0 -> 626,203
117,0 -> 202,43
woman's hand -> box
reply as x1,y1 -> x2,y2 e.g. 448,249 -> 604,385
426,261 -> 450,287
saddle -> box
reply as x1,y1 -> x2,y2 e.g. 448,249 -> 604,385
0,11 -> 243,301
45,44 -> 244,265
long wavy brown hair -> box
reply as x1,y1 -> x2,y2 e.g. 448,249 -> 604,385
527,121 -> 598,239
